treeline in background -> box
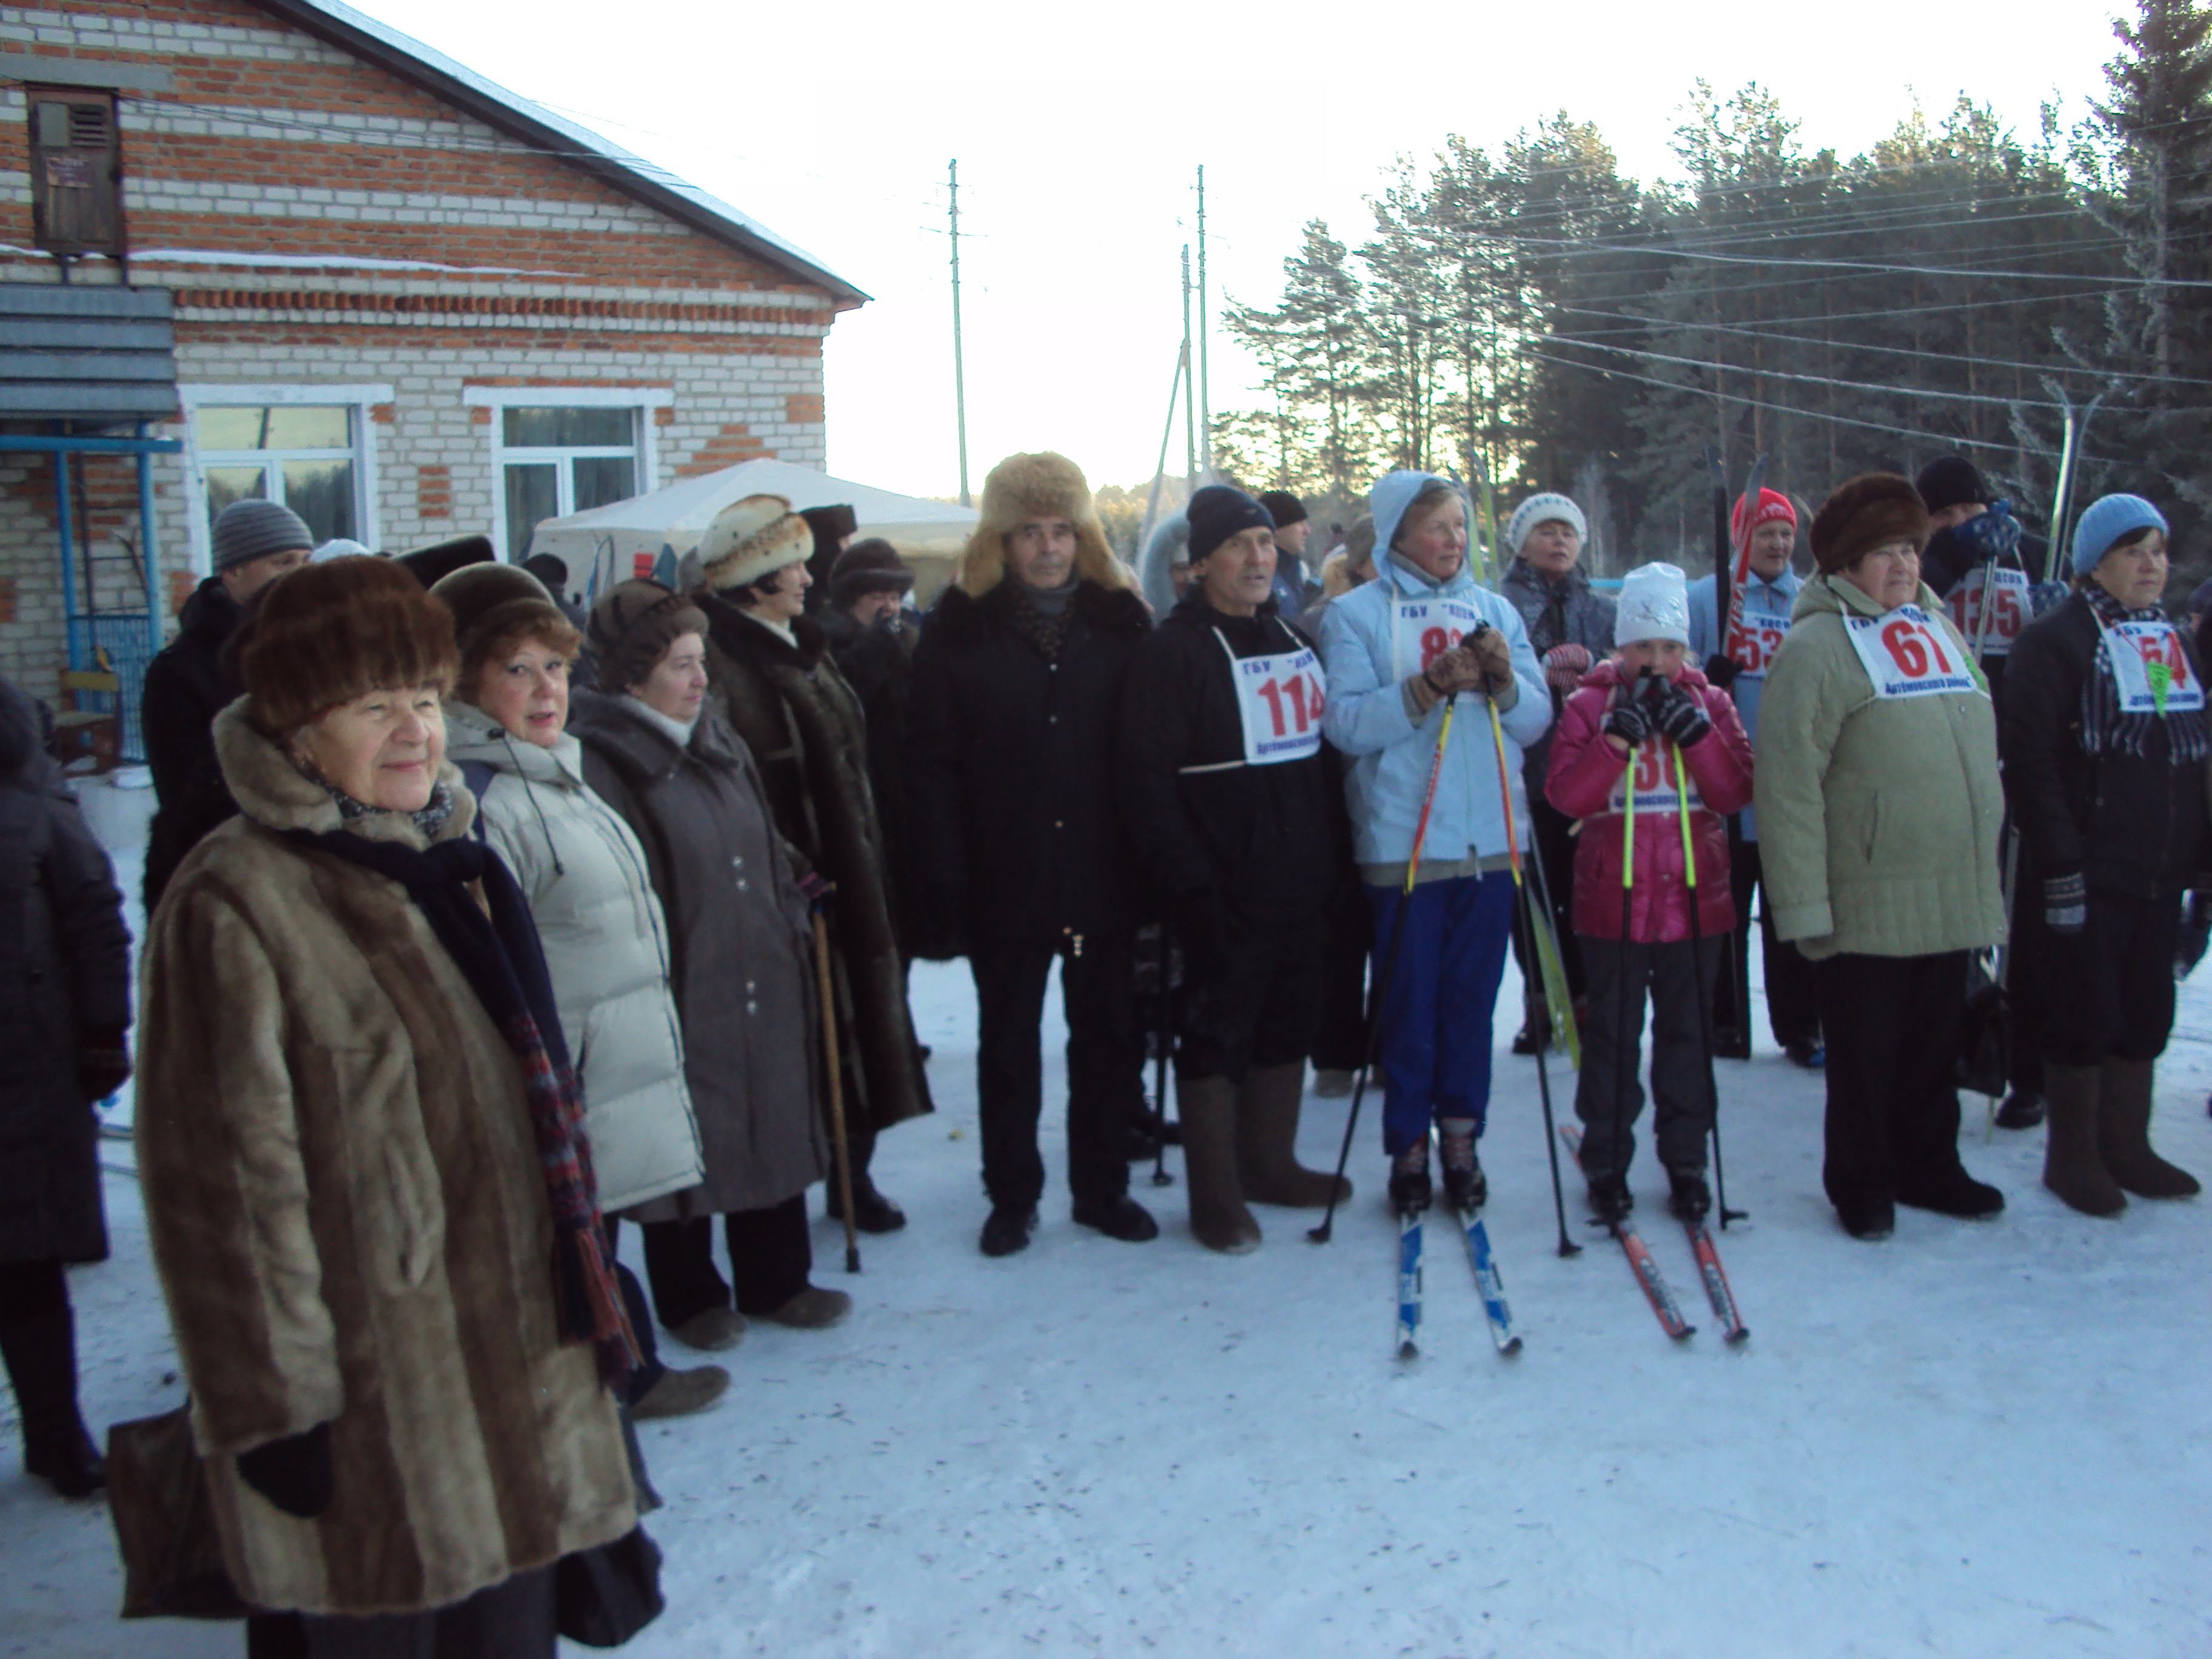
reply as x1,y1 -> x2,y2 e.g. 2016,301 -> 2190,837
1206,0 -> 2212,588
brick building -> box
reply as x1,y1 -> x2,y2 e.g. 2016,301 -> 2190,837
0,0 -> 865,738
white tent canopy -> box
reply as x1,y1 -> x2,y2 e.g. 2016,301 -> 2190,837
524,460 -> 977,598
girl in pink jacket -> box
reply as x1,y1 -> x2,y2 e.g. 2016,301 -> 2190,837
1543,563 -> 1754,1223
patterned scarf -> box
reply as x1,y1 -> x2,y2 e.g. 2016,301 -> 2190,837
2080,584 -> 2211,764
287,821 -> 637,1387
326,777 -> 457,840
1005,581 -> 1078,663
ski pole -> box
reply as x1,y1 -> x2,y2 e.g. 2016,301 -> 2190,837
813,911 -> 862,1274
1310,697 -> 1456,1244
1674,742 -> 1741,1228
1484,691 -> 1579,1257
1607,697 -> 1640,1233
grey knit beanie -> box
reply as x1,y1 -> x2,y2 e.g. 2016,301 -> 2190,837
211,498 -> 314,575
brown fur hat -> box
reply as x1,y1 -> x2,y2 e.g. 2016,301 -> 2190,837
587,579 -> 708,693
957,451 -> 1133,596
428,563 -> 580,693
1809,473 -> 1932,575
238,556 -> 459,737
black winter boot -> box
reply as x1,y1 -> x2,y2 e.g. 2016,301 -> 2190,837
2097,1057 -> 2200,1199
1667,1168 -> 1711,1222
1438,1119 -> 1485,1211
0,1308 -> 104,1498
2042,1063 -> 2125,1218
1587,1172 -> 1632,1224
827,1173 -> 908,1234
1179,1075 -> 1261,1254
1388,1142 -> 1432,1216
1994,1088 -> 2046,1130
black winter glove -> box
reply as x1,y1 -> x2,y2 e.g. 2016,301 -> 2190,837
2043,870 -> 2088,937
1601,696 -> 1652,748
238,1422 -> 334,1520
1652,683 -> 1713,749
78,1027 -> 131,1104
1703,652 -> 1743,691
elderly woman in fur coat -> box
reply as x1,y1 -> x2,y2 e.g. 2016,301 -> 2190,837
908,452 -> 1159,1258
687,495 -> 932,1238
136,558 -> 638,1654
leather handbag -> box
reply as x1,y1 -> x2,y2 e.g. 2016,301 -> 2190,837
106,1404 -> 248,1621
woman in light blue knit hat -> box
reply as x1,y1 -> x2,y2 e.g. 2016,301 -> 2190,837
2001,492 -> 2205,1216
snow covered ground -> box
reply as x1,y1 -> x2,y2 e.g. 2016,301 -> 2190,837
5,786 -> 2209,1658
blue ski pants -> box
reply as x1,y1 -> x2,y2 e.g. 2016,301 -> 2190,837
1365,870 -> 1518,1156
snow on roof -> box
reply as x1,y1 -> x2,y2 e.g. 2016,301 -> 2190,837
249,0 -> 868,306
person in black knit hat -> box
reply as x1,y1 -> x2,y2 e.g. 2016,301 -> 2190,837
1257,489 -> 1313,614
800,503 -> 859,612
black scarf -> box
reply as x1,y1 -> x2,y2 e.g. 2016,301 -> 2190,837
288,825 -> 637,1386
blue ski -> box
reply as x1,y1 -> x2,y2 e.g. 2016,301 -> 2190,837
1456,1208 -> 1523,1355
1395,1209 -> 1423,1360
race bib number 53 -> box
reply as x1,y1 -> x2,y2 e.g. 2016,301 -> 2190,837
1843,605 -> 1979,700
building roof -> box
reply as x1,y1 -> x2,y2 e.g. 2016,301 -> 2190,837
246,0 -> 868,308
0,284 -> 177,426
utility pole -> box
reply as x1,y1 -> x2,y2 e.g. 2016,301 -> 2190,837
1196,164 -> 1210,480
949,159 -> 971,508
1181,244 -> 1196,491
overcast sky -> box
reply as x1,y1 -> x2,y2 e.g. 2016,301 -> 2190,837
354,0 -> 2123,500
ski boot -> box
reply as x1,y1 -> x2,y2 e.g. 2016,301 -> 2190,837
1586,1171 -> 1632,1225
1388,1142 -> 1432,1215
1439,1119 -> 1486,1211
1667,1168 -> 1711,1223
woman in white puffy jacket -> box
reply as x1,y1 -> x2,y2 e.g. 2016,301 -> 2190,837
431,563 -> 724,1420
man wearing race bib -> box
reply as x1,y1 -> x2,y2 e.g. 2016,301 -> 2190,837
2002,493 -> 2204,1218
1754,474 -> 2008,1242
1915,455 -> 2054,1130
1543,563 -> 1753,1224
1318,472 -> 1549,1214
1118,486 -> 1350,1253
1687,488 -> 1822,1068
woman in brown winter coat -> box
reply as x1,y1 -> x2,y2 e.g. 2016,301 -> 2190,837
570,580 -> 843,1349
690,494 -> 932,1235
135,557 -> 637,1654
0,674 -> 131,1498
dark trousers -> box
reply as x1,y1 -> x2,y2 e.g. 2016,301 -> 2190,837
1713,828 -> 1820,1047
246,1566 -> 555,1659
632,1194 -> 812,1327
2043,888 -> 2180,1068
1572,935 -> 1721,1179
1509,796 -> 1587,1015
611,1259 -> 663,1404
0,1258 -> 83,1458
2005,863 -> 2049,1093
1310,877 -> 1374,1073
1176,916 -> 1326,1083
1815,951 -> 1969,1210
970,930 -> 1139,1210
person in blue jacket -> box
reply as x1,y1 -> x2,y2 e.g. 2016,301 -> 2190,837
1686,488 -> 1822,1068
1319,472 -> 1550,1213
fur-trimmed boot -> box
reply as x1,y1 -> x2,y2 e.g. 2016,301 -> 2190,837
0,1308 -> 104,1497
1179,1075 -> 1260,1254
1235,1062 -> 1351,1208
2041,1063 -> 2125,1218
2097,1057 -> 2200,1199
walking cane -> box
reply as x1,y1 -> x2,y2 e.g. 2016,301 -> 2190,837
1309,699 -> 1456,1244
1485,692 -> 1580,1256
1151,925 -> 1175,1189
813,911 -> 862,1274
1674,740 -> 1743,1227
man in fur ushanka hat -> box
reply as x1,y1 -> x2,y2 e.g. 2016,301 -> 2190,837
907,452 -> 1161,1258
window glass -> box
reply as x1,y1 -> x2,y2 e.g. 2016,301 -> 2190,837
281,458 -> 357,543
204,465 -> 267,535
504,463 -> 560,560
504,406 -> 631,448
195,405 -> 350,451
572,456 -> 637,512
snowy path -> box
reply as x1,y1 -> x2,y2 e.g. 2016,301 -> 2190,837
5,791 -> 2208,1655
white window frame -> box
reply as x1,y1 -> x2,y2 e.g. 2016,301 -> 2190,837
178,383 -> 392,577
466,386 -> 669,560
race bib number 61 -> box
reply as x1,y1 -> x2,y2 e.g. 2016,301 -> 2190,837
1843,605 -> 1979,700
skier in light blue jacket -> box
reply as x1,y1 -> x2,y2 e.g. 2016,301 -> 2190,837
1319,471 -> 1550,1212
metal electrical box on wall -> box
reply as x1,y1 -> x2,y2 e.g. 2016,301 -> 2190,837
27,87 -> 125,261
